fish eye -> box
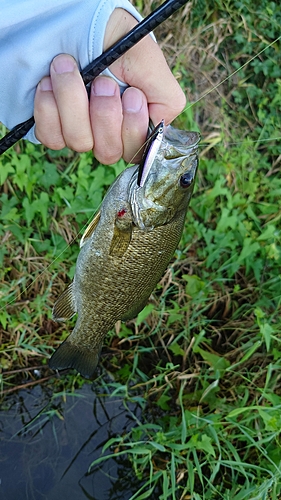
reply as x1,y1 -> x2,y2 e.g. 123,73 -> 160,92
180,172 -> 194,188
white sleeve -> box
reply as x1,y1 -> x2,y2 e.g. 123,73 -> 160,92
0,0 -> 144,143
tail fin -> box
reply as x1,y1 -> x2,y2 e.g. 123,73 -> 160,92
49,340 -> 101,379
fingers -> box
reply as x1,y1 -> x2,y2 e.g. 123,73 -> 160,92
34,77 -> 66,150
89,78 -> 149,165
121,87 -> 149,163
34,7 -> 187,163
35,55 -> 93,152
89,77 -> 123,164
34,59 -> 149,164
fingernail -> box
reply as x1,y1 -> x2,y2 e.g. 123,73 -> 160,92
123,89 -> 143,113
39,77 -> 52,91
92,77 -> 116,96
52,55 -> 75,74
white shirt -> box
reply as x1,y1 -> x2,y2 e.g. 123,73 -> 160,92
0,0 -> 143,142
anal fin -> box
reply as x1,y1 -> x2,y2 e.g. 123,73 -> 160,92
49,340 -> 101,379
53,281 -> 77,321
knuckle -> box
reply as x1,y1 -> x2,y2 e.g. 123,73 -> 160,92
43,135 -> 66,150
69,140 -> 94,153
173,88 -> 187,115
64,132 -> 94,153
35,121 -> 65,150
46,141 -> 66,150
95,146 -> 122,165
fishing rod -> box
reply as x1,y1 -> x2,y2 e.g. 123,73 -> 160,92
0,0 -> 189,155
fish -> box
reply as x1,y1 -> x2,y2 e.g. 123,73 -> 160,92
49,124 -> 200,379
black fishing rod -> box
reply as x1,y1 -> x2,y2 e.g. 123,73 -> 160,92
0,0 -> 189,155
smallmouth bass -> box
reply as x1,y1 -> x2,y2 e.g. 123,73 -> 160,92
49,124 -> 200,379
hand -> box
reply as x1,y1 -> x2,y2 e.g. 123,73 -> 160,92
34,8 -> 186,164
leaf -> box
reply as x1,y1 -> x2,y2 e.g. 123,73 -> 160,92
168,342 -> 185,356
197,434 -> 216,457
156,394 -> 171,411
207,176 -> 229,200
258,409 -> 281,432
150,441 -> 166,452
0,310 -> 9,329
0,194 -> 18,221
0,163 -> 14,185
136,304 -> 155,326
227,405 -> 261,418
216,207 -> 237,232
130,487 -> 156,500
230,341 -> 262,369
39,162 -> 60,188
37,192 -> 49,227
186,433 -> 216,457
22,197 -> 36,226
260,323 -> 273,351
183,274 -> 206,298
239,238 -> 260,261
194,347 -> 230,373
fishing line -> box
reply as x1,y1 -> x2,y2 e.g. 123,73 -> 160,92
1,30 -> 280,312
225,136 -> 281,146
183,34 -> 281,112
0,212 -> 103,312
196,136 -> 281,148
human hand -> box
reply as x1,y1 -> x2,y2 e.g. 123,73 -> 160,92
34,8 -> 186,164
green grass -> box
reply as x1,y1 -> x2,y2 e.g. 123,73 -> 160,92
1,0 -> 281,498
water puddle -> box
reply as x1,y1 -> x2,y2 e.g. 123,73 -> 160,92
0,381 -> 143,499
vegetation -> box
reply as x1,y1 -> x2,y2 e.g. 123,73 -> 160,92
1,0 -> 281,498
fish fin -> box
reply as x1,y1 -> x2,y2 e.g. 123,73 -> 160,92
49,340 -> 101,379
80,211 -> 101,248
53,282 -> 77,321
109,203 -> 133,257
109,225 -> 132,257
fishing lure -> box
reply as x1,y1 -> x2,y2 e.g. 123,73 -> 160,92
137,119 -> 165,187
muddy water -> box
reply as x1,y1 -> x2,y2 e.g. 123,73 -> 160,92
0,382 -> 142,499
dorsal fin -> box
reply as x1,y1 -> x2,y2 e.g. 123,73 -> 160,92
80,211 -> 101,248
53,282 -> 77,321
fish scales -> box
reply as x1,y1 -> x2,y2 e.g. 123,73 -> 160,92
49,126 -> 200,378
72,209 -> 186,338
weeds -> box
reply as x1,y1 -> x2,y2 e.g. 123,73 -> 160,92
1,0 -> 281,498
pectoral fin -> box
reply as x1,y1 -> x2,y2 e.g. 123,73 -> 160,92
109,225 -> 132,257
53,281 -> 77,321
109,204 -> 133,257
80,211 -> 101,248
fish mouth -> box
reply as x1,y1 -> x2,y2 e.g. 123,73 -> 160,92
164,127 -> 200,148
163,129 -> 201,159
137,126 -> 200,188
